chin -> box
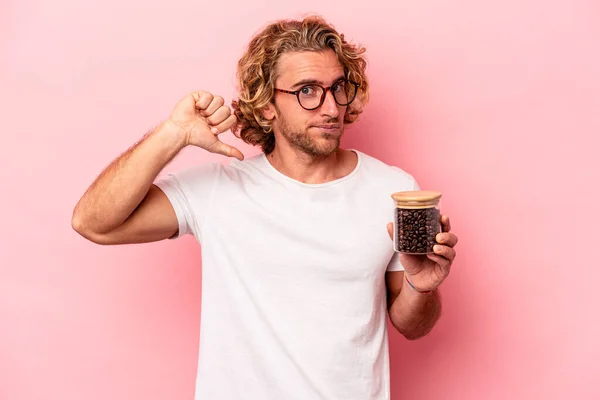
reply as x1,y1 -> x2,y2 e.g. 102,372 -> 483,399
311,138 -> 341,156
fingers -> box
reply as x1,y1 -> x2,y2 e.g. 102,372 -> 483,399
436,215 -> 458,247
433,244 -> 456,263
191,91 -> 214,111
192,92 -> 228,122
387,222 -> 393,240
435,232 -> 458,247
206,106 -> 234,127
441,214 -> 451,232
210,114 -> 237,134
202,95 -> 225,117
189,91 -> 235,133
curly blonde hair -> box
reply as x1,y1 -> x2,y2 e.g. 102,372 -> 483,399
231,15 -> 370,155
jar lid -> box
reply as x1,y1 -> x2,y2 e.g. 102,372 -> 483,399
391,190 -> 442,207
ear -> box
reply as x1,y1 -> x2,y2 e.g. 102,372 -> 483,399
261,102 -> 276,121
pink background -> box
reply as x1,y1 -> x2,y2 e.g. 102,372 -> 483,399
2,0 -> 599,399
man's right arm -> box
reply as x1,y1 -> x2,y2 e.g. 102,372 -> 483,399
71,90 -> 243,245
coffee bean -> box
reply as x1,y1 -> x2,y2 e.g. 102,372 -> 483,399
394,207 -> 441,254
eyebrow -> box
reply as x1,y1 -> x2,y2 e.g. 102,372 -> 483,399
290,76 -> 346,89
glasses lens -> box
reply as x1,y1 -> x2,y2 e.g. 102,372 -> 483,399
334,80 -> 357,106
298,85 -> 324,110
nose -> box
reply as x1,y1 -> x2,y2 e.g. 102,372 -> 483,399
320,89 -> 340,118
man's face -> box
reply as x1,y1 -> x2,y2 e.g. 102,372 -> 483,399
265,50 -> 348,157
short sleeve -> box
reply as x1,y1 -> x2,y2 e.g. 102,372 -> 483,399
153,162 -> 221,242
386,176 -> 421,272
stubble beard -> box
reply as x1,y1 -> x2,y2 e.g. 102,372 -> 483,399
276,112 -> 343,157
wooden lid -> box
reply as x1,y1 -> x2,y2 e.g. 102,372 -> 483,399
391,190 -> 442,208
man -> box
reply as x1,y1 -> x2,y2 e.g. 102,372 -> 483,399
72,15 -> 458,400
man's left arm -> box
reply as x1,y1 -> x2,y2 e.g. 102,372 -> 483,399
386,271 -> 442,340
385,215 -> 458,340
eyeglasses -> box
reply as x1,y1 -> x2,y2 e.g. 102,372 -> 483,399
274,79 -> 360,111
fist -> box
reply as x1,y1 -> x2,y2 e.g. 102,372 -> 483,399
169,90 -> 244,160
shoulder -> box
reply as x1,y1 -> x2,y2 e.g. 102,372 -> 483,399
354,149 -> 417,190
221,152 -> 268,182
160,161 -> 222,187
163,152 -> 266,186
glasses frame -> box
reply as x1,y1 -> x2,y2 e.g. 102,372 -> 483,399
274,79 -> 360,111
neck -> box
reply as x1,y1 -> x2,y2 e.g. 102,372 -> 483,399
265,144 -> 354,184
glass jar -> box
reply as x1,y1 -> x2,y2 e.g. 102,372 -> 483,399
391,191 -> 442,254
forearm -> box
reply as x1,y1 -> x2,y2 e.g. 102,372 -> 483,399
72,120 -> 186,234
388,278 -> 442,340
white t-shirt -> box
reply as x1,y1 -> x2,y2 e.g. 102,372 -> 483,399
154,149 -> 419,400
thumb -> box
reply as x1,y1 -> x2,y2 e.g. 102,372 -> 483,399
387,222 -> 393,241
208,140 -> 245,161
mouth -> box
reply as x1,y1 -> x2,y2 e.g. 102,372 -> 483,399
313,124 -> 342,133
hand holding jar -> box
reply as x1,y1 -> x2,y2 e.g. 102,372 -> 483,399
386,191 -> 459,293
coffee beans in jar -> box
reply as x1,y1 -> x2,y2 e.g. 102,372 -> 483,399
391,191 -> 442,254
